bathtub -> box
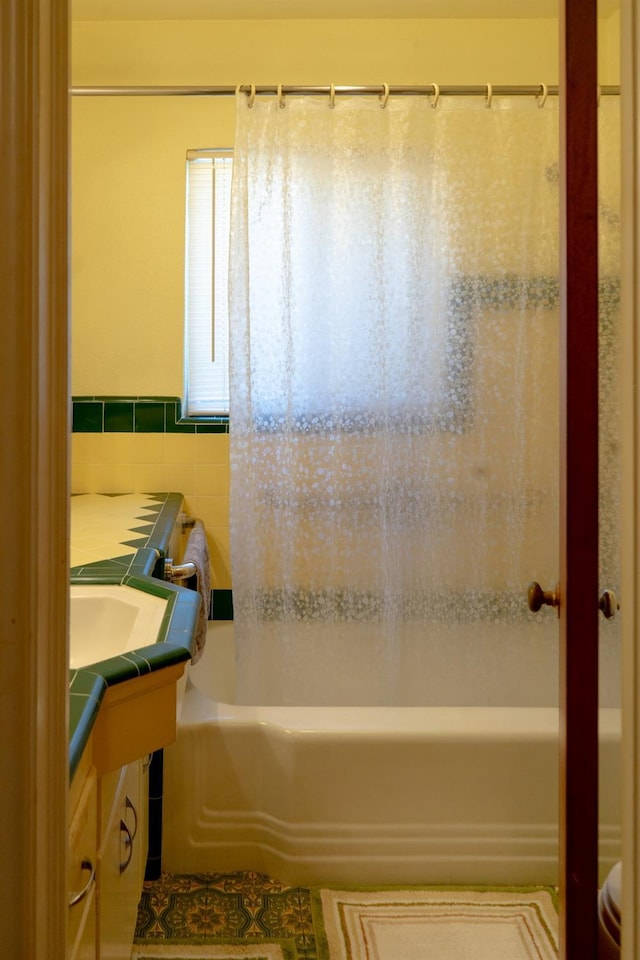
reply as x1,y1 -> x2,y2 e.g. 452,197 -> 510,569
162,621 -> 622,886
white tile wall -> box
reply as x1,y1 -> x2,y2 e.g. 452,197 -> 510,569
72,433 -> 231,586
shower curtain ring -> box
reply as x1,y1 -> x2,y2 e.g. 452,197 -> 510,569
485,83 -> 493,108
537,83 -> 548,108
329,83 -> 336,108
430,83 -> 441,109
277,83 -> 286,109
248,83 -> 256,108
379,83 -> 390,109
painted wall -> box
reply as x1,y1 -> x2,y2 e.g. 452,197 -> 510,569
70,14 -> 620,589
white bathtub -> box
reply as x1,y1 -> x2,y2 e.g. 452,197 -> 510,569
162,622 -> 622,886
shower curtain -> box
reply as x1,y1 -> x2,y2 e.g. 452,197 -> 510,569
228,91 -> 620,707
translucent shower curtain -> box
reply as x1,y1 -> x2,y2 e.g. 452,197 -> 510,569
598,96 -> 622,709
228,91 -> 617,707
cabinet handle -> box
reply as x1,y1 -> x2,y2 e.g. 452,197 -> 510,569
119,819 -> 134,875
125,794 -> 138,840
69,859 -> 95,907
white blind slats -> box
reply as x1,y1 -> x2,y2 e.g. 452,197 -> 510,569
184,150 -> 232,415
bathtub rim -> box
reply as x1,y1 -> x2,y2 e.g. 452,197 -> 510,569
180,671 -> 622,742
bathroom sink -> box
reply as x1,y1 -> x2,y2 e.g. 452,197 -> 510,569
69,584 -> 168,669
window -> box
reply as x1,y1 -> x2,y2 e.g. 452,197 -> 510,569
184,149 -> 232,416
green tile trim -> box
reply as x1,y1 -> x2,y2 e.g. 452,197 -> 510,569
104,400 -> 134,432
193,421 -> 229,433
68,671 -> 107,781
212,588 -> 234,620
129,548 -> 160,578
145,493 -> 185,556
72,400 -> 103,432
135,401 -> 166,432
72,396 -> 229,434
68,581 -> 198,681
123,572 -> 181,599
122,537 -> 150,550
70,557 -> 138,581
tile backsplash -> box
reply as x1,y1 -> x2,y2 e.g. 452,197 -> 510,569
72,396 -> 228,434
71,397 -> 231,588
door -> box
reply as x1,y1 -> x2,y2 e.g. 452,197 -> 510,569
518,2 -> 613,955
560,2 -> 600,957
98,760 -> 146,959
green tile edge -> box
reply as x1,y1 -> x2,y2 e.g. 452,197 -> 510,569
69,577 -> 199,687
212,588 -> 234,620
71,396 -> 229,433
68,493 -> 201,779
68,671 -> 107,782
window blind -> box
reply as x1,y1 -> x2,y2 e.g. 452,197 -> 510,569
184,149 -> 232,415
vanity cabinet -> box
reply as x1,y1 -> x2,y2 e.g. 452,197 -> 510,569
68,747 -> 98,960
98,757 -> 148,959
68,587 -> 188,959
68,746 -> 149,960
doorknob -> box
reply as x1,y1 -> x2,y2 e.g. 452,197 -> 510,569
527,581 -> 560,614
598,589 -> 619,620
528,582 -> 619,619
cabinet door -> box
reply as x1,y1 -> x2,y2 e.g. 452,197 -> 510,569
68,766 -> 97,960
71,890 -> 97,960
98,760 -> 145,960
138,753 -> 151,889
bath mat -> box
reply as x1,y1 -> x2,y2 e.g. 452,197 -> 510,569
314,887 -> 558,960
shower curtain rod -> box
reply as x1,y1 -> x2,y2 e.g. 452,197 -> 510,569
70,83 -> 621,98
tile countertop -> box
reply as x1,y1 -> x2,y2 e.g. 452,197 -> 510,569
69,493 -> 200,781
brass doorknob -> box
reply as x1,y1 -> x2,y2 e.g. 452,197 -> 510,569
527,581 -> 559,613
598,589 -> 619,620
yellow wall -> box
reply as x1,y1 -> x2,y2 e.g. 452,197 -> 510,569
600,8 -> 621,85
70,14 -> 620,589
72,18 -> 561,88
71,17 -> 567,399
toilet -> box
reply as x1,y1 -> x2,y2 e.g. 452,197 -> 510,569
598,861 -> 622,959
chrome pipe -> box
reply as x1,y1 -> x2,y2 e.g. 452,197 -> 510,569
70,83 -> 620,98
165,558 -> 197,583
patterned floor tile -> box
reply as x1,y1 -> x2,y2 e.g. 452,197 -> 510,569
135,872 -> 317,959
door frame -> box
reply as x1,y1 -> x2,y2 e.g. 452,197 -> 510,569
559,1 -> 600,957
0,0 -> 70,957
621,1 -> 640,958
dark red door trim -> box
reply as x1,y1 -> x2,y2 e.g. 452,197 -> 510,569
559,2 -> 600,957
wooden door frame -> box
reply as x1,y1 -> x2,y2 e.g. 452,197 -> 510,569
621,1 -> 640,957
0,0 -> 70,956
559,2 -> 600,957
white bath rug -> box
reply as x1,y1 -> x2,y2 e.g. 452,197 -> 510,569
316,887 -> 558,960
131,945 -> 287,960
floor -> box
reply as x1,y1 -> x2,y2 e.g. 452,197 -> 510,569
134,871 -> 560,960
135,872 -> 318,958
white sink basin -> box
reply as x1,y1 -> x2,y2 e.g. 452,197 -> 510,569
69,584 -> 168,669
